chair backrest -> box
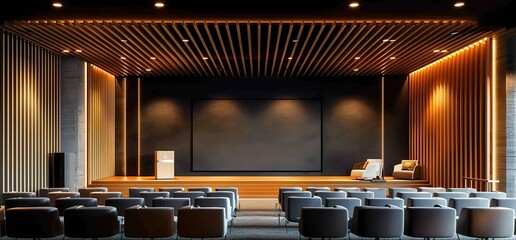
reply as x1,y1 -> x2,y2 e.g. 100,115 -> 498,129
334,187 -> 361,192
306,187 -> 330,196
325,197 -> 361,218
278,187 -> 303,204
105,197 -> 144,217
78,187 -> 108,197
216,187 -> 239,205
55,197 -> 98,215
490,197 -> 516,211
457,207 -> 515,238
365,159 -> 383,177
364,188 -> 387,198
447,187 -> 477,194
4,197 -> 50,210
1,192 -> 36,205
128,187 -> 155,197
37,188 -> 69,197
152,197 -> 190,216
299,206 -> 348,239
195,197 -> 231,221
90,192 -> 122,205
5,207 -> 63,238
47,192 -> 80,207
158,187 -> 184,196
396,192 -> 433,206
139,191 -> 170,207
404,206 -> 456,238
470,191 -> 507,200
188,187 -> 212,195
281,191 -> 312,212
207,191 -> 235,211
365,198 -> 404,208
433,192 -> 469,205
389,187 -> 417,198
177,206 -> 227,238
124,206 -> 176,238
64,206 -> 120,238
347,191 -> 375,204
448,197 -> 490,216
406,197 -> 447,207
418,187 -> 446,194
314,191 -> 347,205
173,191 -> 204,206
286,196 -> 322,222
350,205 -> 404,238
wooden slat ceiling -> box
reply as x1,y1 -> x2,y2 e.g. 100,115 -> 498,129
2,20 -> 497,78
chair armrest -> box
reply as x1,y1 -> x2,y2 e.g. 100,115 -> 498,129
352,162 -> 366,170
412,165 -> 421,179
393,164 -> 402,171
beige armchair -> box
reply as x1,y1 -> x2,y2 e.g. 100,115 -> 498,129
392,160 -> 420,180
350,159 -> 382,180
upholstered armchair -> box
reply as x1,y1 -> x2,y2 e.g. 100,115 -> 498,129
350,159 -> 382,180
392,160 -> 420,180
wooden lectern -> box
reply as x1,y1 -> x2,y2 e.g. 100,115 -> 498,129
155,150 -> 175,179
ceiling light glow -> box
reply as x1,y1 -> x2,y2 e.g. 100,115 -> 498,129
146,68 -> 152,71
62,49 -> 70,53
202,57 -> 208,60
182,39 -> 190,42
155,2 -> 165,7
75,49 -> 82,53
150,57 -> 157,60
52,2 -> 63,8
390,57 -> 396,60
121,39 -> 128,43
288,57 -> 293,60
354,57 -> 361,60
454,2 -> 465,7
349,2 -> 360,8
120,57 -> 126,60
353,68 -> 359,71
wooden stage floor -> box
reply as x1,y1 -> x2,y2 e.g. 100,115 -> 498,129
90,176 -> 431,198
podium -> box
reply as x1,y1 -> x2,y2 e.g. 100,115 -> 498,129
155,151 -> 175,179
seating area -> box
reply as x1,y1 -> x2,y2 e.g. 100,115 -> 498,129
1,185 -> 516,239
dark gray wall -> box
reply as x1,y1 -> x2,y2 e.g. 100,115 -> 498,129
120,77 -> 408,176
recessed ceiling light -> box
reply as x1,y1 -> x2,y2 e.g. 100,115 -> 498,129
353,68 -> 359,71
433,50 -> 441,53
441,50 -> 448,53
120,57 -> 126,60
75,49 -> 82,53
52,2 -> 63,8
454,1 -> 465,7
155,2 -> 165,7
182,39 -> 190,43
288,57 -> 293,60
354,57 -> 361,60
62,49 -> 70,53
389,39 -> 396,42
383,39 -> 396,43
202,56 -> 208,60
389,57 -> 396,60
150,57 -> 157,60
121,39 -> 128,43
292,39 -> 299,43
451,31 -> 460,35
349,2 -> 360,8
146,68 -> 152,72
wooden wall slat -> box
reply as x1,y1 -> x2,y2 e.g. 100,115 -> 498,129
409,39 -> 490,189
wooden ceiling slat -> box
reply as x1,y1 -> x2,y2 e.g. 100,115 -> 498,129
236,24 -> 247,76
312,23 -> 355,76
214,24 -> 233,76
270,23 -> 283,76
301,22 -> 336,77
288,23 -> 315,77
276,23 -> 294,77
295,23 -> 326,77
169,23 -> 210,77
196,23 -> 222,77
282,23 -> 304,77
225,22 -> 241,77
257,23 -> 261,76
264,23 -> 272,76
183,23 -> 215,76
247,23 -> 254,76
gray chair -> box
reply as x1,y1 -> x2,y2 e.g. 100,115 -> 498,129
299,206 -> 349,239
350,204 -> 404,239
124,206 -> 176,238
78,187 -> 108,197
434,191 -> 469,205
188,187 -> 212,195
152,197 -> 190,216
306,187 -> 330,196
406,197 -> 447,207
139,191 -> 170,207
216,187 -> 240,210
389,187 -> 417,198
418,186 -> 446,194
325,197 -> 361,219
447,187 -> 477,194
457,207 -> 515,239
174,191 -> 204,206
470,191 -> 507,200
280,191 -> 312,226
396,191 -> 433,206
47,191 -> 80,207
365,198 -> 404,208
55,197 -> 98,215
90,191 -> 122,205
347,191 -> 374,205
105,197 -> 144,217
4,197 -> 50,210
37,187 -> 69,197
207,191 -> 236,213
64,206 -> 120,238
490,197 -> 516,210
177,206 -> 227,239
1,191 -> 36,205
195,196 -> 233,229
128,187 -> 154,197
314,191 -> 347,205
364,188 -> 388,198
404,205 -> 457,239
334,187 -> 361,192
285,196 -> 322,231
5,207 -> 63,238
159,187 -> 184,196
278,187 -> 303,208
449,197 -> 490,216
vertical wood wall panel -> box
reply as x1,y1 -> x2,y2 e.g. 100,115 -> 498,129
87,65 -> 115,183
409,39 -> 490,190
1,31 -> 60,193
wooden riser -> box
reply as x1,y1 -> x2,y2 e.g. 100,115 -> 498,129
89,176 -> 432,198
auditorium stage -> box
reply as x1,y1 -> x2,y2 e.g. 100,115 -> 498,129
89,176 -> 431,198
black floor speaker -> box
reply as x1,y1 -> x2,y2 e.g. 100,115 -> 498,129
49,152 -> 75,188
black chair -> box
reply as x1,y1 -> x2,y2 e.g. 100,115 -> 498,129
1,191 -> 36,205
55,197 -> 98,216
64,206 -> 120,238
4,197 -> 50,210
5,207 -> 63,238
